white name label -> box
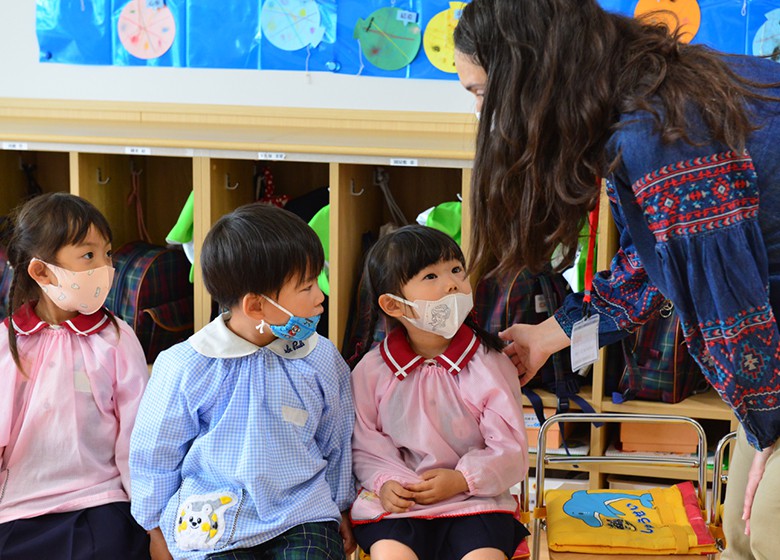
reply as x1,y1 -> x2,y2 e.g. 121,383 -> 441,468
397,10 -> 419,23
390,158 -> 418,167
570,314 -> 600,372
257,152 -> 287,161
2,142 -> 28,150
125,146 -> 152,155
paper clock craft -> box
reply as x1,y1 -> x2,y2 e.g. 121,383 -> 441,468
117,0 -> 176,60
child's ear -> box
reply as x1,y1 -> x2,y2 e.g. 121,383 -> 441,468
28,260 -> 55,286
378,294 -> 407,318
241,293 -> 267,322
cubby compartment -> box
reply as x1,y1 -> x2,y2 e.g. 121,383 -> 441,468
0,150 -> 70,215
205,158 -> 330,224
330,163 -> 466,349
72,153 -> 193,248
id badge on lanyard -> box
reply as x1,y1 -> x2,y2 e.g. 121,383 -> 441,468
570,191 -> 600,372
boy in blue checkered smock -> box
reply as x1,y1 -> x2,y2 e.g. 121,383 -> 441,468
129,203 -> 356,560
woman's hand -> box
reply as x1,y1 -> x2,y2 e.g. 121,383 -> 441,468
148,527 -> 173,560
379,480 -> 416,513
405,469 -> 468,505
742,445 -> 773,535
500,316 -> 571,385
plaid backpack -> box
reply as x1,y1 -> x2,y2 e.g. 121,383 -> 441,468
614,301 -> 707,404
104,241 -> 193,363
0,248 -> 11,320
474,267 -> 595,424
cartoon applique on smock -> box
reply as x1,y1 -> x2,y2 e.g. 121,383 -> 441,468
0,303 -> 148,524
350,324 -> 528,523
129,313 -> 355,559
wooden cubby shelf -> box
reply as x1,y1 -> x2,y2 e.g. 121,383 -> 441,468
0,98 -> 736,489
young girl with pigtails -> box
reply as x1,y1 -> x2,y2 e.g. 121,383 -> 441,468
349,224 -> 529,560
0,192 -> 150,559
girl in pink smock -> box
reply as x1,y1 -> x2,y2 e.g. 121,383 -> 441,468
0,193 -> 150,560
350,224 -> 529,560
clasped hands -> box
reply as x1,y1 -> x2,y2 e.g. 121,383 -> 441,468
379,469 -> 469,513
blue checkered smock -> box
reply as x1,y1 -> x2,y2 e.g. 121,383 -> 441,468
129,315 -> 355,560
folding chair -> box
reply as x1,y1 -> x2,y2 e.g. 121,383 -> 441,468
532,413 -> 718,560
708,431 -> 736,553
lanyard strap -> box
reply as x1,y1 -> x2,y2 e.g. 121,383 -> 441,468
582,184 -> 600,317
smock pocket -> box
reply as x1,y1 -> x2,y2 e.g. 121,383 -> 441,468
173,490 -> 242,552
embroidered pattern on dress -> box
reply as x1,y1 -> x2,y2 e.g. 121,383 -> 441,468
630,150 -> 758,242
626,151 -> 780,447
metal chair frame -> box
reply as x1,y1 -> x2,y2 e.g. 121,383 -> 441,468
709,431 -> 736,552
532,412 -> 709,560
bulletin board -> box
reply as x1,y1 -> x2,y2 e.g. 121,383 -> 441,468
36,0 -> 780,80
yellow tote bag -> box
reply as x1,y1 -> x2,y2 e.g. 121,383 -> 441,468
545,481 -> 717,555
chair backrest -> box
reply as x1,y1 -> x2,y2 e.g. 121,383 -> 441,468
531,413 -> 709,560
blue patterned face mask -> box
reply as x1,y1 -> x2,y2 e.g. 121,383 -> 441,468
256,296 -> 320,342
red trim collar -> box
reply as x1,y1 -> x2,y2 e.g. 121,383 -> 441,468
379,324 -> 480,380
5,302 -> 112,337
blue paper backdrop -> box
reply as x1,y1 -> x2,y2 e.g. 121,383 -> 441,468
36,0 -> 780,79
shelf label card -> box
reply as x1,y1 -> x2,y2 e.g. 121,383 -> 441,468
125,146 -> 152,155
258,152 -> 287,161
390,158 -> 418,167
2,142 -> 28,150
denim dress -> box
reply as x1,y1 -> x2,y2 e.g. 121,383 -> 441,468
555,54 -> 780,450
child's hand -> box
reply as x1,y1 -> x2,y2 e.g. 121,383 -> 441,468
379,480 -> 416,513
406,469 -> 468,505
340,512 -> 357,555
148,527 -> 173,560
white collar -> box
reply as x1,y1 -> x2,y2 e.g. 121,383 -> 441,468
189,313 -> 318,359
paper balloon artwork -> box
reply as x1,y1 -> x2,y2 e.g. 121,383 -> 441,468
117,0 -> 176,60
753,8 -> 780,62
354,6 -> 422,71
261,0 -> 326,51
423,1 -> 466,73
634,0 -> 701,43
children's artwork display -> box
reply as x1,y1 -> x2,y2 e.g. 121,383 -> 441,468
353,7 -> 422,71
117,0 -> 176,60
36,0 -> 780,79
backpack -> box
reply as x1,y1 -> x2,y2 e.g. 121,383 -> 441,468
104,241 -> 194,363
474,267 -> 595,424
0,250 -> 11,320
613,300 -> 708,404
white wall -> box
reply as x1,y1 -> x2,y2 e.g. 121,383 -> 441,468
0,1 -> 475,113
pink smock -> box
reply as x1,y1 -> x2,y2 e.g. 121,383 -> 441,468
0,303 -> 148,523
350,325 -> 528,524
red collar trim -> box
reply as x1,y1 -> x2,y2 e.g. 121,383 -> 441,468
4,302 -> 112,337
379,324 -> 480,380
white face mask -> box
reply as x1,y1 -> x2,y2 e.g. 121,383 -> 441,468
386,291 -> 473,340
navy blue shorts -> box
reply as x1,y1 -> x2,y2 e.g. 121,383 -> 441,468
352,513 -> 529,560
0,501 -> 150,560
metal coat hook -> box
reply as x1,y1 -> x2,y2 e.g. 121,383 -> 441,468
350,179 -> 365,196
225,174 -> 240,190
130,159 -> 143,176
96,167 -> 111,185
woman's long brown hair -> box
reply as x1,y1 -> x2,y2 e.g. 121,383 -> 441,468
455,0 -> 775,277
